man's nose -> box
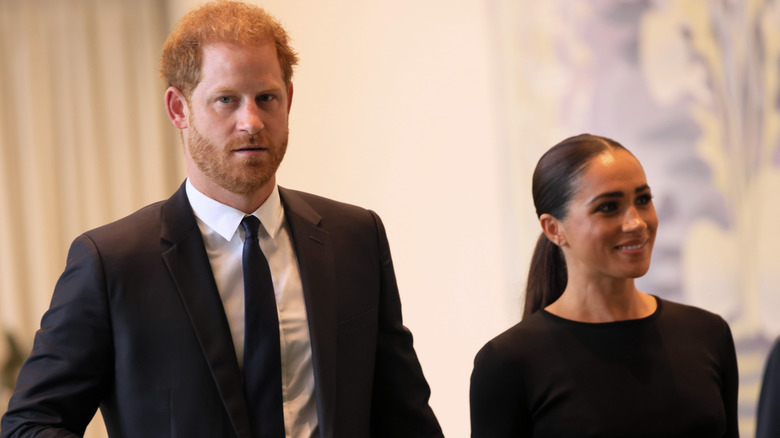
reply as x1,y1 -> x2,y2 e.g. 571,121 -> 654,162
238,102 -> 263,134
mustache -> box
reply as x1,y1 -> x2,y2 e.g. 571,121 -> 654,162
236,132 -> 270,148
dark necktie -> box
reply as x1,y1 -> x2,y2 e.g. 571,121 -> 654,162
241,215 -> 285,438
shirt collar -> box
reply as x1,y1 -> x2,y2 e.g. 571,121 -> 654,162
185,178 -> 284,241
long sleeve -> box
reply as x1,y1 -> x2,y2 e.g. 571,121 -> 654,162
470,341 -> 530,438
1,235 -> 113,437
367,210 -> 443,438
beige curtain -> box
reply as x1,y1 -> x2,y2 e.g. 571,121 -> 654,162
0,0 -> 185,433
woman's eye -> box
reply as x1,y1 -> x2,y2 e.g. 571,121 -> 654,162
596,202 -> 618,213
636,194 -> 654,205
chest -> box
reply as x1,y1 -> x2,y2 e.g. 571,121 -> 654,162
519,326 -> 727,437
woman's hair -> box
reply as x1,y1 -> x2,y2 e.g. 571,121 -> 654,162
160,0 -> 299,100
523,133 -> 628,317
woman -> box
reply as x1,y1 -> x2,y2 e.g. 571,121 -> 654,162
470,134 -> 738,437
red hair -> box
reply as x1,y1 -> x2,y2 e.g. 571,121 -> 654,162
160,0 -> 299,98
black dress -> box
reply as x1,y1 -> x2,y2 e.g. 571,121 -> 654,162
470,297 -> 738,437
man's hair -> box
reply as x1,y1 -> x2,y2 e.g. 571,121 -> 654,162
160,0 -> 299,99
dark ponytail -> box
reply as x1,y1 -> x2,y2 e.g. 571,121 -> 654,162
523,233 -> 567,318
523,133 -> 628,316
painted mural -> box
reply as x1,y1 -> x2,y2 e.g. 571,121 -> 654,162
500,1 -> 780,436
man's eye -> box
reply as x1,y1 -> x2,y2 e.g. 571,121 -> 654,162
218,96 -> 233,103
257,94 -> 274,103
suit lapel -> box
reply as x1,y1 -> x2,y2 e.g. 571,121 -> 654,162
159,183 -> 252,438
279,187 -> 338,438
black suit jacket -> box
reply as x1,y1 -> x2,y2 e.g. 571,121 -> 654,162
757,337 -> 780,438
1,183 -> 443,438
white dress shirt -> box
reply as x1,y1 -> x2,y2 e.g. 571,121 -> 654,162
186,179 -> 318,438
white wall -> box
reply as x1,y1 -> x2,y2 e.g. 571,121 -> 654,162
240,1 -> 521,435
265,2 -> 519,435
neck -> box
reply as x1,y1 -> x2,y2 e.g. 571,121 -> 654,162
546,277 -> 656,323
189,174 -> 275,214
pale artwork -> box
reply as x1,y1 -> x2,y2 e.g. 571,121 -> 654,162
498,0 -> 780,436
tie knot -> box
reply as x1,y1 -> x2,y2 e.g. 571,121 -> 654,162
241,215 -> 261,240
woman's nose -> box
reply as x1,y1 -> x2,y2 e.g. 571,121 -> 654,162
622,206 -> 647,232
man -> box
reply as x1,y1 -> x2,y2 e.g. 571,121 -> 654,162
0,2 -> 443,437
757,337 -> 780,438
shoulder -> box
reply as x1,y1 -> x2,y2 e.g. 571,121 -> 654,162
279,187 -> 373,216
656,297 -> 731,332
473,312 -> 552,370
78,199 -> 169,249
768,337 -> 780,362
78,182 -> 195,249
279,186 -> 384,234
82,182 -> 190,242
471,313 -> 554,406
655,297 -> 735,356
71,184 -> 189,262
91,200 -> 167,234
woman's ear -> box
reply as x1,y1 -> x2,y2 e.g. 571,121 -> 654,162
540,213 -> 566,247
165,86 -> 189,129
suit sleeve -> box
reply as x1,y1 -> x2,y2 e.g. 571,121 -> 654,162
757,338 -> 780,438
367,211 -> 444,438
1,234 -> 113,437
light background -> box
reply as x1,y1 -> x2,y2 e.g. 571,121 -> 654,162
2,0 -> 779,437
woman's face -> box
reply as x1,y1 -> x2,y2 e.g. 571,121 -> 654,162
554,149 -> 658,282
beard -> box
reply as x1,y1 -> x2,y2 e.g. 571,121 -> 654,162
187,118 -> 288,195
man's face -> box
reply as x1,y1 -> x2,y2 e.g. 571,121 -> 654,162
183,42 -> 291,197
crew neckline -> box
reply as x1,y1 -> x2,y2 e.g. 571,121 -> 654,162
540,295 -> 662,327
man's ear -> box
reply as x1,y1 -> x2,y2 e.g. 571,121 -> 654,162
540,213 -> 567,247
165,86 -> 189,129
286,82 -> 294,113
